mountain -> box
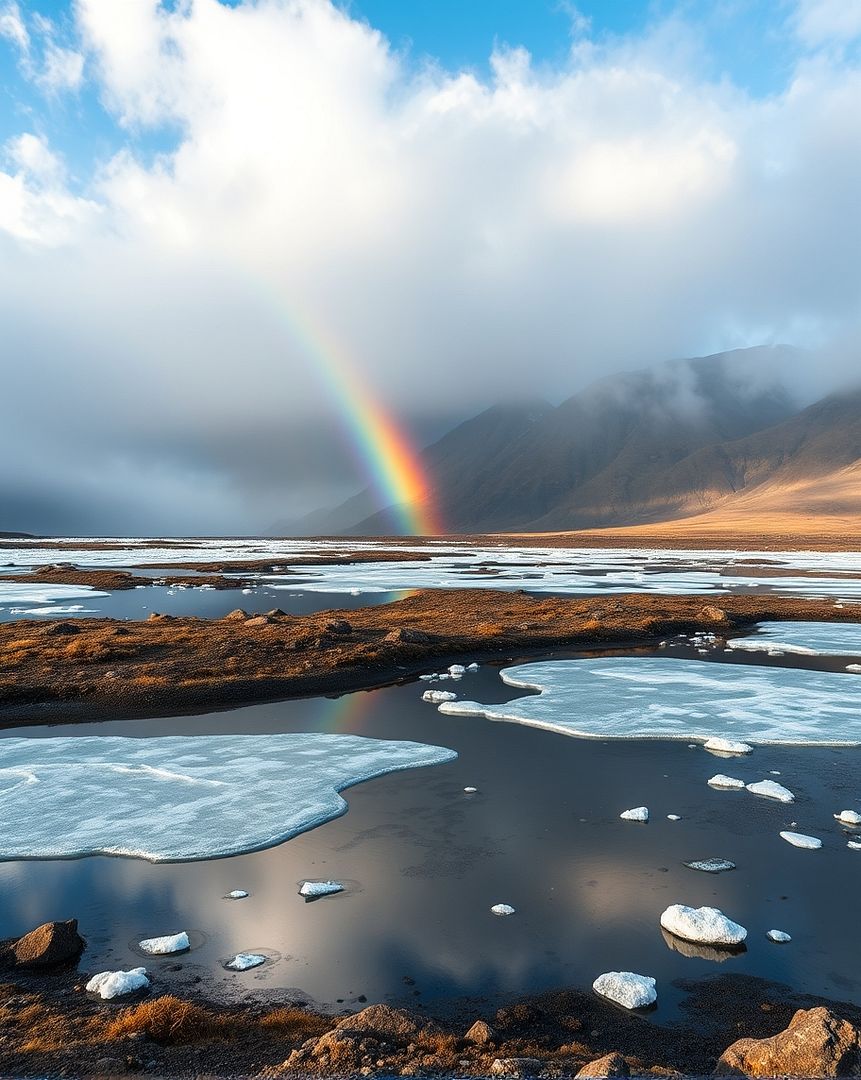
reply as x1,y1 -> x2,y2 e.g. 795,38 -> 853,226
344,345 -> 837,534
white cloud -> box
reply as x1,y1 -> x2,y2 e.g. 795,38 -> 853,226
37,42 -> 85,93
793,0 -> 861,47
0,0 -> 28,52
0,0 -> 859,530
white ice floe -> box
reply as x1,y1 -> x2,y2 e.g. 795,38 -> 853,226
667,814 -> 681,821
0,582 -> 108,607
848,840 -> 861,850
708,774 -> 746,790
704,738 -> 753,755
620,806 -> 649,822
464,786 -> 478,793
684,858 -> 735,873
746,780 -> 795,802
767,930 -> 792,943
660,905 -> 747,946
11,604 -> 98,615
491,903 -> 515,916
847,665 -> 861,673
780,831 -> 822,849
438,658 -> 861,745
422,690 -> 457,703
299,880 -> 344,899
241,588 -> 254,595
834,810 -> 861,825
139,932 -> 189,955
419,674 -> 438,681
592,971 -> 656,1010
225,953 -> 266,971
448,664 -> 466,676
467,663 -> 479,671
0,732 -> 456,861
728,622 -> 861,657
226,890 -> 249,899
86,968 -> 149,999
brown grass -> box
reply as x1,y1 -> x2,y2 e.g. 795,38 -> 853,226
259,1007 -> 331,1041
101,995 -> 238,1044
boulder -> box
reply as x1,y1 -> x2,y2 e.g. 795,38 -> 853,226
243,615 -> 272,627
12,919 -> 85,967
700,605 -> 729,623
326,619 -> 353,635
222,608 -> 249,621
576,1052 -> 630,1077
465,1019 -> 496,1045
334,1003 -> 428,1041
715,1007 -> 861,1077
490,1057 -> 542,1077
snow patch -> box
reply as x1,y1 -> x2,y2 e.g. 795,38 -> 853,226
86,968 -> 149,999
592,971 -> 656,1009
780,831 -> 822,849
660,905 -> 747,946
0,732 -> 456,861
138,932 -> 189,955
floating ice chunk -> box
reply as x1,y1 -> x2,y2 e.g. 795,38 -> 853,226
86,968 -> 149,999
299,880 -> 344,899
241,588 -> 254,595
592,971 -> 656,1009
419,674 -> 438,681
767,930 -> 792,943
729,622 -> 861,657
448,664 -> 466,676
467,663 -> 479,671
660,905 -> 747,946
746,780 -> 795,803
491,903 -> 515,916
225,953 -> 266,971
0,732 -> 457,861
704,738 -> 753,755
423,690 -> 457,703
438,658 -> 861,745
620,806 -> 649,822
667,814 -> 681,821
780,831 -> 822,849
684,858 -> 736,873
139,932 -> 189,955
226,890 -> 249,899
848,840 -> 861,850
464,786 -> 478,794
708,774 -> 745,790
847,664 -> 861,673
834,810 -> 861,825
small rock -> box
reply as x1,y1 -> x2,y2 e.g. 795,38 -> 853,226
576,1052 -> 630,1078
465,1019 -> 496,1044
490,1057 -> 542,1077
699,605 -> 729,623
384,627 -> 431,644
12,919 -> 85,968
326,619 -> 353,635
715,1006 -> 861,1077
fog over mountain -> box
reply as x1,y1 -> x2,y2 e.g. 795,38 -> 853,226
1,1 -> 861,534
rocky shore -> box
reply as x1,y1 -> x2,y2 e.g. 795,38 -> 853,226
2,921 -> 861,1078
1,589 -> 859,723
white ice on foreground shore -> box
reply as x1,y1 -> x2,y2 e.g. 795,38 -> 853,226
746,780 -> 795,802
780,831 -> 822,849
620,806 -> 649,822
438,658 -> 861,744
225,953 -> 266,970
299,880 -> 344,898
728,622 -> 861,657
139,932 -> 189,954
0,733 -> 457,861
660,905 -> 747,946
592,972 -> 656,1009
86,968 -> 149,999
767,930 -> 792,943
708,774 -> 746,789
704,738 -> 753,755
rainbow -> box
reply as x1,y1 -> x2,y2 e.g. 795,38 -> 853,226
283,308 -> 442,536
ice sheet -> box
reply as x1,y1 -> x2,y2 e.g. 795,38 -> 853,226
439,658 -> 861,745
0,733 -> 456,861
728,622 -> 861,657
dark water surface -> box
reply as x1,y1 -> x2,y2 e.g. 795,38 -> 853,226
1,649 -> 859,1023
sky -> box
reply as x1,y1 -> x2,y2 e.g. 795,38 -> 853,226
1,0 -> 860,535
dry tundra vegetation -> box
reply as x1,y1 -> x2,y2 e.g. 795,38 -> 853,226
1,588 -> 860,722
